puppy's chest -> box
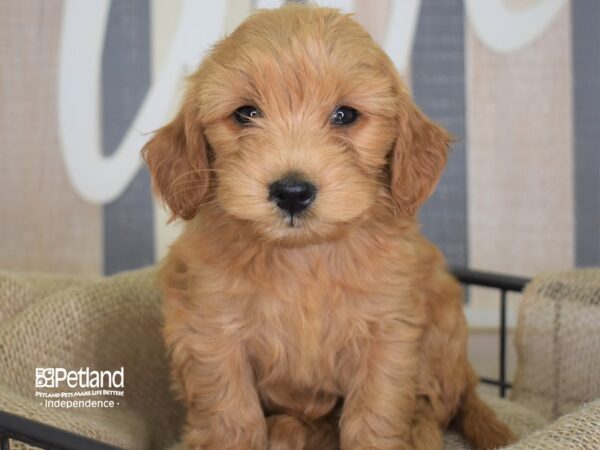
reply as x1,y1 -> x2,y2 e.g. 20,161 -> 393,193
248,289 -> 332,380
244,263 -> 403,393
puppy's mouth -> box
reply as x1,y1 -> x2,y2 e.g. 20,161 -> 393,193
283,212 -> 308,228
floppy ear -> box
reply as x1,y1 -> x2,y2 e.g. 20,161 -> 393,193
142,103 -> 210,220
389,99 -> 451,216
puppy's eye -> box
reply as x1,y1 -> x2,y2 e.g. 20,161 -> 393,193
233,105 -> 261,125
331,106 -> 359,126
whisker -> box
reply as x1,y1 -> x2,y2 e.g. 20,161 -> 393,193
164,169 -> 220,195
166,168 -> 220,186
166,178 -> 212,192
165,185 -> 208,202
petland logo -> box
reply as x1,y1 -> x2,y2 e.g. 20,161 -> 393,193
36,367 -> 124,389
35,367 -> 125,409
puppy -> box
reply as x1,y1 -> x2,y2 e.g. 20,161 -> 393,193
143,5 -> 516,450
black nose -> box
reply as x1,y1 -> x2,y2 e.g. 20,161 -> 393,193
268,176 -> 317,215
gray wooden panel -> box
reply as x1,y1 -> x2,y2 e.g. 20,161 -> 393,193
572,0 -> 600,267
411,0 -> 468,267
102,0 -> 154,274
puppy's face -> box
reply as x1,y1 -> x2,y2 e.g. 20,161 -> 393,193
144,6 -> 450,245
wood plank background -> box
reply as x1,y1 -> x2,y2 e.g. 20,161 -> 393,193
0,1 -> 597,283
0,0 -> 101,274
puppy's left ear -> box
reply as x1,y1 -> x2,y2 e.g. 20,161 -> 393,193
389,98 -> 451,216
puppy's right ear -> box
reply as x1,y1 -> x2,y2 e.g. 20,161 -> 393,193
142,103 -> 209,221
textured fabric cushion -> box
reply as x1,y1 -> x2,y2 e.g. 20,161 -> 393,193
0,268 -> 184,449
511,270 -> 600,419
164,396 -> 547,450
443,395 -> 548,450
2,268 -> 598,449
504,400 -> 600,450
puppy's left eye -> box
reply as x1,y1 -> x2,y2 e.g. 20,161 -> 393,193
331,106 -> 359,126
234,105 -> 261,125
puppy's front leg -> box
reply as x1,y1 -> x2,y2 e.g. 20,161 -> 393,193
170,332 -> 267,450
340,327 -> 421,450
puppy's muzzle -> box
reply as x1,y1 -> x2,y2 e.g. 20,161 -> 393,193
268,175 -> 317,216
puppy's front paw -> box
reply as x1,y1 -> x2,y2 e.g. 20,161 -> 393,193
268,415 -> 307,450
184,424 -> 268,450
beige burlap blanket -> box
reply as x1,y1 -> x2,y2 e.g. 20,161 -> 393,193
511,269 -> 600,420
1,267 -> 599,449
0,268 -> 184,449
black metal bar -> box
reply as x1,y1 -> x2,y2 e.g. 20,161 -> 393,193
479,377 -> 513,389
499,289 -> 508,398
0,410 -> 120,450
450,266 -> 529,292
450,267 -> 531,398
0,435 -> 9,450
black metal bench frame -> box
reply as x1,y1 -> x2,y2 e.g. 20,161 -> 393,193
0,267 -> 529,450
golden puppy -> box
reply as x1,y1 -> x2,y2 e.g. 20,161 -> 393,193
143,5 -> 515,450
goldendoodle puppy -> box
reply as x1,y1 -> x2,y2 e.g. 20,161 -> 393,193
143,5 -> 515,450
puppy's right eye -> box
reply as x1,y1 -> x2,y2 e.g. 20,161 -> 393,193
233,105 -> 261,125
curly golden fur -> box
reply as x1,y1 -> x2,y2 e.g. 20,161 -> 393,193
143,5 -> 516,450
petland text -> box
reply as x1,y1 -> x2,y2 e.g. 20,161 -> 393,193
35,367 -> 124,389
